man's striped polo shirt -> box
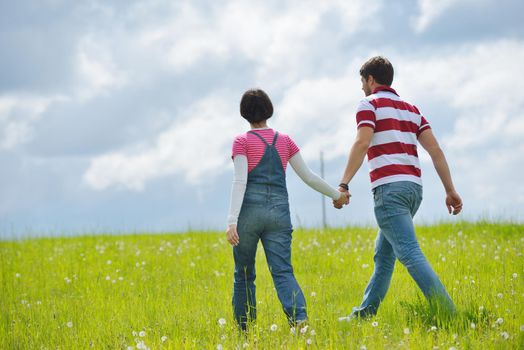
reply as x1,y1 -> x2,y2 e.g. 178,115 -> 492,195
356,86 -> 431,189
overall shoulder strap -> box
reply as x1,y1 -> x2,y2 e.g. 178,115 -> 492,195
248,130 -> 270,146
271,132 -> 279,146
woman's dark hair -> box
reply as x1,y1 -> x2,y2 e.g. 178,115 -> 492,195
359,56 -> 394,86
240,89 -> 273,123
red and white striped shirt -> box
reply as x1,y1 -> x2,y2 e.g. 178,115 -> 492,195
356,86 -> 431,189
231,128 -> 300,172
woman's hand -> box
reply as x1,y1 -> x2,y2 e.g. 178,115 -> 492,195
226,224 -> 240,246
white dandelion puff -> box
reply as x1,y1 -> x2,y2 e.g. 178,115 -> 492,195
218,318 -> 226,327
310,292 -> 316,297
270,324 -> 278,332
290,327 -> 296,335
105,275 -> 110,281
500,331 -> 509,340
471,322 -> 476,329
306,338 -> 312,345
217,344 -> 223,350
429,326 -> 437,331
15,273 -> 21,278
300,325 -> 309,334
495,317 -> 504,325
497,293 -> 503,299
161,336 -> 167,342
107,260 -> 112,265
67,321 -> 73,328
310,329 -> 316,336
139,331 -> 146,337
371,321 -> 378,327
512,273 -> 518,279
403,328 -> 410,334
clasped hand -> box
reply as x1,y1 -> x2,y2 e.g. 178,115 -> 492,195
333,188 -> 350,209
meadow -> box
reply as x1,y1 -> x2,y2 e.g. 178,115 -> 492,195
1,222 -> 523,349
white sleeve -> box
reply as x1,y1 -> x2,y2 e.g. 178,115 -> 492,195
289,152 -> 341,200
227,155 -> 248,226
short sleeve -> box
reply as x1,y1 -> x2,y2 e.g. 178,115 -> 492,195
231,135 -> 247,160
417,116 -> 431,137
356,99 -> 376,130
287,136 -> 300,158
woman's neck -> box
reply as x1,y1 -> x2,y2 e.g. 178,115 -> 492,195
250,122 -> 268,129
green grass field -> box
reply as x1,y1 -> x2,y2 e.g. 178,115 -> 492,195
1,222 -> 523,349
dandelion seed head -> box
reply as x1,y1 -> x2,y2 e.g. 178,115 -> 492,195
105,275 -> 110,281
371,321 -> 378,327
403,328 -> 410,334
67,321 -> 73,328
470,322 -> 476,329
290,327 -> 296,335
161,336 -> 167,342
310,292 -> 316,297
310,329 -> 316,336
300,325 -> 308,334
270,324 -> 278,332
512,273 -> 518,279
107,260 -> 112,265
306,338 -> 312,345
217,344 -> 223,350
495,317 -> 504,325
430,326 -> 437,331
497,293 -> 503,298
501,331 -> 509,340
218,318 -> 226,327
242,342 -> 249,348
139,331 -> 146,337
15,273 -> 21,278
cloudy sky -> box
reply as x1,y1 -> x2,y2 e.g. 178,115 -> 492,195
1,0 -> 523,238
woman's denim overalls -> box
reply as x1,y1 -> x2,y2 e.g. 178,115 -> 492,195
233,131 -> 307,329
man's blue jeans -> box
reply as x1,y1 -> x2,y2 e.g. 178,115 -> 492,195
352,181 -> 455,317
233,191 -> 307,329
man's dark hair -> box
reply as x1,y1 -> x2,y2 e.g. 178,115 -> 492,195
359,56 -> 394,86
240,89 -> 273,123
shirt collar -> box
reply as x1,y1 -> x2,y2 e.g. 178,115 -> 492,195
372,85 -> 399,96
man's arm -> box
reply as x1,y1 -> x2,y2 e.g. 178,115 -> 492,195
418,129 -> 463,215
334,127 -> 374,208
340,126 -> 374,185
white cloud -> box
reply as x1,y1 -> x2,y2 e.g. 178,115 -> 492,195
83,93 -> 243,190
131,0 -> 381,86
75,36 -> 127,100
0,94 -> 66,150
412,0 -> 490,33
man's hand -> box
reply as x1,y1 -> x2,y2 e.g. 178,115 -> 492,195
226,224 -> 240,246
333,188 -> 350,209
446,190 -> 463,215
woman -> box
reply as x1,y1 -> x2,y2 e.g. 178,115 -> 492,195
226,89 -> 348,330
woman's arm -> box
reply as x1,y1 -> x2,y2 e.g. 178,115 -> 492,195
227,155 -> 248,225
289,151 -> 342,200
226,155 -> 248,246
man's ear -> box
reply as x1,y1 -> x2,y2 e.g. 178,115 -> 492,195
367,75 -> 375,85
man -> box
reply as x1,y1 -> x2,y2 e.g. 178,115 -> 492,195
336,56 -> 462,319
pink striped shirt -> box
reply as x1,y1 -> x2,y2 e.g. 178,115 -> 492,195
356,86 -> 431,188
231,128 -> 300,172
